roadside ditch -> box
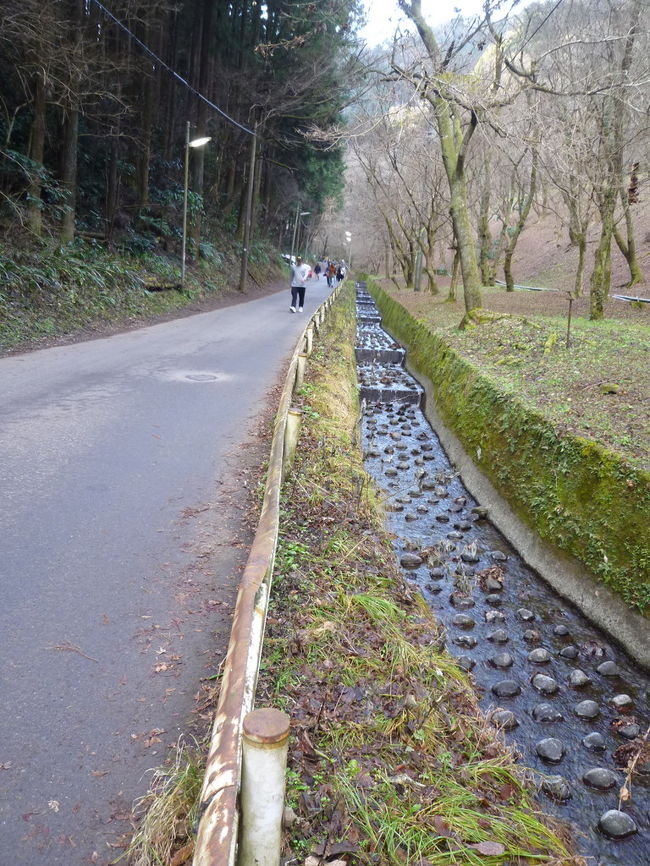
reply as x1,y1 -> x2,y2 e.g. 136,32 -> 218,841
258,284 -> 575,865
355,285 -> 649,865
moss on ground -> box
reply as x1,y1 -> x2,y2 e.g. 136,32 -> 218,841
369,283 -> 650,615
257,283 -> 575,865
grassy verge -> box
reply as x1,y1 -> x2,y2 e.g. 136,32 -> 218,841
0,234 -> 282,353
375,283 -> 649,471
256,285 -> 575,865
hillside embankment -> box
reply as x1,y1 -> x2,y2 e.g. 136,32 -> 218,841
0,235 -> 286,355
368,280 -> 649,661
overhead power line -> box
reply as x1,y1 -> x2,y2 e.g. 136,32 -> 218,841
89,0 -> 255,136
519,0 -> 567,54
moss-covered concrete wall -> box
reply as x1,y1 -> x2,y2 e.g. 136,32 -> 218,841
370,284 -> 650,617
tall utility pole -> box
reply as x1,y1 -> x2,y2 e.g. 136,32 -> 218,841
239,124 -> 258,292
289,202 -> 300,265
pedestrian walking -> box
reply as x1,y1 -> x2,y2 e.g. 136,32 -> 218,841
289,256 -> 310,312
327,261 -> 336,288
314,262 -> 321,277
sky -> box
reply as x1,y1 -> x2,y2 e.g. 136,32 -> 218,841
358,0 -> 519,47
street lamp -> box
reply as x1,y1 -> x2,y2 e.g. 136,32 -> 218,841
181,121 -> 211,287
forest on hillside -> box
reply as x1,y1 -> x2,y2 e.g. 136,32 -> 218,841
337,0 -> 649,319
0,0 -> 360,260
0,0 -> 648,330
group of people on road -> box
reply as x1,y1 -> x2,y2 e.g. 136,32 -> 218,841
289,257 -> 347,313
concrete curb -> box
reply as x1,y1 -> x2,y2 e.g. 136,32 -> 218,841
193,283 -> 342,866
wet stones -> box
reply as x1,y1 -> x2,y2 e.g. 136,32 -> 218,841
487,629 -> 509,644
450,592 -> 475,610
400,552 -> 423,569
471,506 -> 488,519
598,810 -> 637,839
490,550 -> 508,561
452,614 -> 475,629
559,645 -> 579,660
456,655 -> 475,672
597,660 -> 620,677
617,723 -> 641,740
490,709 -> 519,730
491,680 -> 521,698
517,608 -> 535,622
385,467 -> 398,477
485,593 -> 503,607
536,737 -> 565,764
532,674 -> 559,696
429,567 -> 446,580
610,694 -> 633,711
454,635 -> 478,649
574,700 -> 600,720
583,768 -> 618,790
490,652 -> 514,669
582,732 -> 606,751
485,610 -> 506,624
542,775 -> 571,801
528,648 -> 552,664
553,624 -> 570,637
523,629 -> 541,643
533,703 -> 564,723
483,577 -> 503,592
569,669 -> 592,688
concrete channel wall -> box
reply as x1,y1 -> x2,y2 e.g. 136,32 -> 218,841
368,284 -> 650,671
192,284 -> 342,866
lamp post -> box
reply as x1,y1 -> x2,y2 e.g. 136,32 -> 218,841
345,230 -> 352,268
181,121 -> 211,287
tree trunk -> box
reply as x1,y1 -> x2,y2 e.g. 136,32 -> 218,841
60,105 -> 79,243
613,189 -> 644,286
503,250 -> 515,293
438,105 -> 482,310
589,189 -> 616,320
574,233 -> 586,297
448,248 -> 460,302
477,164 -> 493,285
503,149 -> 537,291
27,70 -> 46,237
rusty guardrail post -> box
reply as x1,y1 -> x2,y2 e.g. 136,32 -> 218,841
304,326 -> 314,357
295,352 -> 308,391
238,708 -> 290,866
282,408 -> 302,480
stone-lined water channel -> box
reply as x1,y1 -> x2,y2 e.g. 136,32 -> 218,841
355,286 -> 649,865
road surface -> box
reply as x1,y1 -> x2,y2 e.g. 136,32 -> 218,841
0,275 -> 332,864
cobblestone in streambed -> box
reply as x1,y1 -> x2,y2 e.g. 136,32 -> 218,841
355,288 -> 649,865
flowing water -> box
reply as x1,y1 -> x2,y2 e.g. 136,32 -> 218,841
355,286 -> 649,865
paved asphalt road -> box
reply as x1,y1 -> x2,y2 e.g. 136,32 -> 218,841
0,275 -> 333,864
